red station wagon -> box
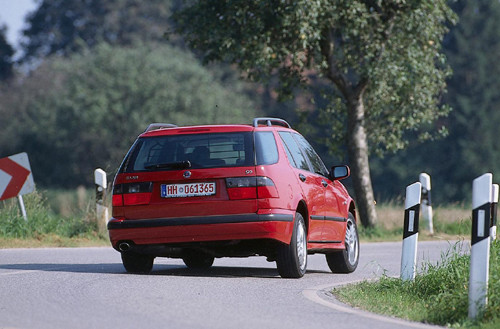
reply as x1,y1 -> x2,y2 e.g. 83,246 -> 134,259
108,118 -> 359,278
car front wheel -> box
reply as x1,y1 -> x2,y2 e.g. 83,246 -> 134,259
276,212 -> 307,278
325,212 -> 359,273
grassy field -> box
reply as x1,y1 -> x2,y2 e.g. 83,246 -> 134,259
360,201 -> 472,241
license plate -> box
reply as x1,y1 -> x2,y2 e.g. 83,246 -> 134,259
161,182 -> 216,198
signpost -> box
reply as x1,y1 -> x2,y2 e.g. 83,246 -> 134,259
401,182 -> 421,281
469,173 -> 492,319
0,153 -> 35,220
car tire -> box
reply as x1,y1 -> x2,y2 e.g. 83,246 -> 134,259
325,212 -> 359,273
121,252 -> 154,274
182,251 -> 215,269
276,212 -> 307,278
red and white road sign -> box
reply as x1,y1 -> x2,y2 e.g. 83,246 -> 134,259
0,152 -> 35,201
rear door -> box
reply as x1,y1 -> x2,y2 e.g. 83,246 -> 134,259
278,132 -> 325,243
293,134 -> 344,243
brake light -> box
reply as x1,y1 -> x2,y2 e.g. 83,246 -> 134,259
225,177 -> 278,200
112,182 -> 153,206
123,193 -> 151,205
112,194 -> 124,207
256,177 -> 279,198
228,186 -> 257,199
112,184 -> 124,206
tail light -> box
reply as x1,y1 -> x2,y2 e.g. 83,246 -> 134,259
225,176 -> 278,200
112,182 -> 153,206
256,177 -> 279,198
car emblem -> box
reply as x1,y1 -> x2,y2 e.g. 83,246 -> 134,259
183,171 -> 191,178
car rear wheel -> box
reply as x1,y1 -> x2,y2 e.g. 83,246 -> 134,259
121,252 -> 154,274
182,250 -> 215,269
325,212 -> 359,273
276,212 -> 307,278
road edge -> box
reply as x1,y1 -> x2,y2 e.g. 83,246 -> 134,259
302,282 -> 445,329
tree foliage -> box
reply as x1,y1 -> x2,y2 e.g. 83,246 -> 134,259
0,43 -> 259,186
174,0 -> 455,226
370,0 -> 500,203
0,25 -> 14,81
442,0 -> 500,198
21,0 -> 180,62
176,0 -> 453,153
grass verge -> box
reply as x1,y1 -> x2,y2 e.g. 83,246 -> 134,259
0,190 -> 108,248
0,235 -> 109,248
334,240 -> 500,328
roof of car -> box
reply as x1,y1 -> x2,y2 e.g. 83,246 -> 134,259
140,117 -> 292,137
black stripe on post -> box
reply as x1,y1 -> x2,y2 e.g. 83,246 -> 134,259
403,204 -> 420,239
491,203 -> 498,228
472,203 -> 491,245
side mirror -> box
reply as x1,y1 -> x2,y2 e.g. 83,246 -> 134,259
330,165 -> 350,181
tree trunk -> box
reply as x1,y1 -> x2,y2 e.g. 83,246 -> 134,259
321,29 -> 377,227
346,93 -> 378,228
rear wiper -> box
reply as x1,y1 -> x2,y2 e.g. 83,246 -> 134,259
145,160 -> 191,170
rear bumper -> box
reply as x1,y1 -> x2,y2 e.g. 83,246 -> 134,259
107,212 -> 295,247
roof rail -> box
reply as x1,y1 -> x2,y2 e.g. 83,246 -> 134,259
252,117 -> 291,128
144,123 -> 178,132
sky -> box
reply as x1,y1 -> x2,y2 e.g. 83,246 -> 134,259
0,0 -> 37,50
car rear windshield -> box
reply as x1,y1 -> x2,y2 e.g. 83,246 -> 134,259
120,131 -> 277,172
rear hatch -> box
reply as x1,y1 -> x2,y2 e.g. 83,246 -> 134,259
112,127 -> 261,220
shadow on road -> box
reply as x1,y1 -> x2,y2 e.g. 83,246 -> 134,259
152,264 -> 281,278
0,262 -> 330,279
0,263 -> 125,274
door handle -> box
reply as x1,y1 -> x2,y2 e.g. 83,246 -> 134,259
299,174 -> 306,182
321,180 -> 328,187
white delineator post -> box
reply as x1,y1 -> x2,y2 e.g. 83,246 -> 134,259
491,184 -> 498,240
469,173 -> 492,319
401,182 -> 421,281
419,173 -> 433,234
94,169 -> 109,229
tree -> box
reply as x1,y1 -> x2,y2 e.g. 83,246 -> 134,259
21,0 -> 181,62
0,25 -> 14,80
0,43 -> 259,186
174,0 -> 455,227
438,0 -> 500,200
366,0 -> 500,204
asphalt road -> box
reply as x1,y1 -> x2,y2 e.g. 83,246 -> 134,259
0,241 -> 465,329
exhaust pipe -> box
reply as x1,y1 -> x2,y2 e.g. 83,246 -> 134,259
118,242 -> 131,252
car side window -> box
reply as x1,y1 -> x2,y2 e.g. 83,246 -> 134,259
255,132 -> 279,165
293,134 -> 329,176
279,132 -> 310,171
